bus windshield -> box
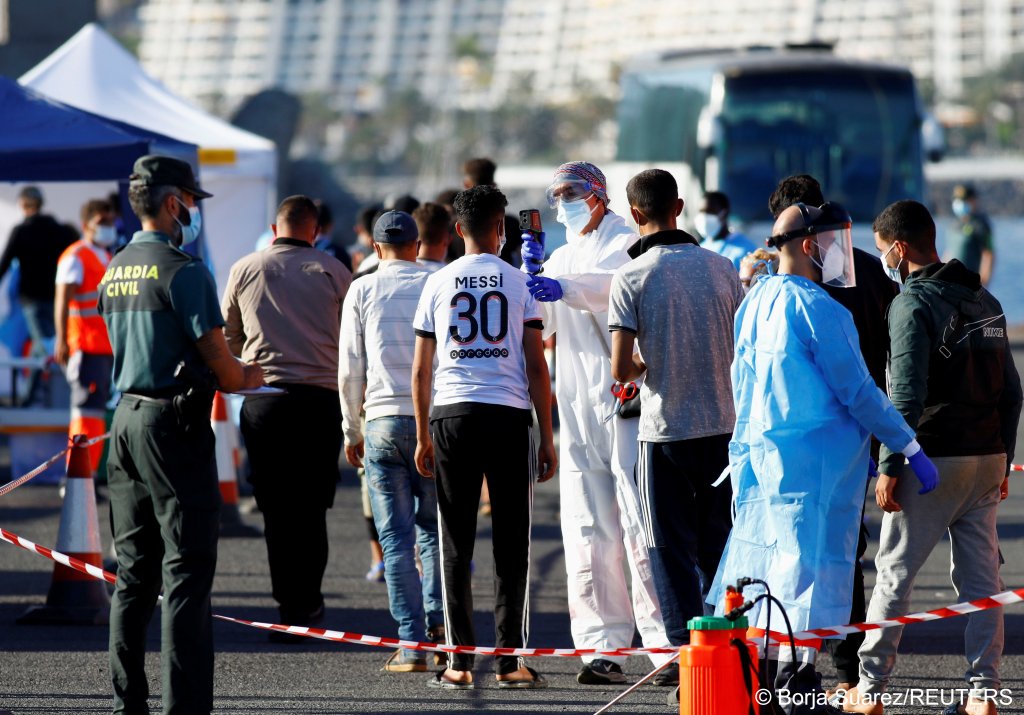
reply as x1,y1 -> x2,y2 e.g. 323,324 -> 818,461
719,69 -> 922,223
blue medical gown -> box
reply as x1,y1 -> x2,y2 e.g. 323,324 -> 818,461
709,275 -> 915,632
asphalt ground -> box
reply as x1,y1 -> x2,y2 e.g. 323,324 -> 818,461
1,349 -> 1023,714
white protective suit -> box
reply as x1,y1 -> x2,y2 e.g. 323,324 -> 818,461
543,211 -> 671,666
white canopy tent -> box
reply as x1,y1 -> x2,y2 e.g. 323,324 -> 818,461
15,23 -> 277,293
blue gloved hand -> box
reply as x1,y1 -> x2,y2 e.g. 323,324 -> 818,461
527,275 -> 563,302
908,450 -> 939,494
521,233 -> 545,274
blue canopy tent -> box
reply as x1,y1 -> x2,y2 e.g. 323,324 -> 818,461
0,74 -> 200,242
0,74 -> 208,257
0,75 -> 199,420
0,75 -> 196,181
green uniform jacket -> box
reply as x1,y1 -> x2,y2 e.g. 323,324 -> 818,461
97,230 -> 224,394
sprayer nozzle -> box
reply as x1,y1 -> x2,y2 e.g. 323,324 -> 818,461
724,600 -> 756,621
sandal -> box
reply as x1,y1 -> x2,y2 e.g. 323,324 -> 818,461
426,671 -> 475,690
496,666 -> 548,689
382,648 -> 427,673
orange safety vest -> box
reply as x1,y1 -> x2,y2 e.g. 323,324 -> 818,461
61,240 -> 113,356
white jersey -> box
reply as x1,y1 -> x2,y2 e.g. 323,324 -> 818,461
413,253 -> 542,410
339,260 -> 431,445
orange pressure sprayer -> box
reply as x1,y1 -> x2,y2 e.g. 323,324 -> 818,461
677,587 -> 760,715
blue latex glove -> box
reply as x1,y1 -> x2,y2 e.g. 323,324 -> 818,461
527,275 -> 563,302
908,450 -> 939,494
521,233 -> 545,274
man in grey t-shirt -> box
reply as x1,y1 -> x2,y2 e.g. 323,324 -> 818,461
608,169 -> 743,648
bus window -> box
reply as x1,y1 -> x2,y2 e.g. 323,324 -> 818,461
718,70 -> 922,222
617,65 -> 714,172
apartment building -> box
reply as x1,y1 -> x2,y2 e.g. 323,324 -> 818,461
138,0 -> 506,112
136,0 -> 1024,111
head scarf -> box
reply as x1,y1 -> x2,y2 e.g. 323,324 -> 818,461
553,161 -> 608,204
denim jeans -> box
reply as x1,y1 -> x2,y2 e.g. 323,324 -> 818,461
19,299 -> 55,405
364,416 -> 443,645
20,298 -> 55,351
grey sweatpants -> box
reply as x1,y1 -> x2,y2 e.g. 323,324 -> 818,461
857,454 -> 1006,698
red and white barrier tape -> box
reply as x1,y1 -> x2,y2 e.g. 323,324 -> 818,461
0,433 -> 110,499
774,587 -> 1024,645
1,435 -> 1022,654
0,524 -> 671,657
0,449 -> 69,498
211,613 -> 674,657
0,526 -> 115,585
2,523 -> 1022,656
82,433 -> 111,447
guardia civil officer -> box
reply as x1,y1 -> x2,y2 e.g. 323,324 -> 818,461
98,155 -> 263,715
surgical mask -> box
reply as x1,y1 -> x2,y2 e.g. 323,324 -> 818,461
811,239 -> 846,285
694,212 -> 722,240
952,198 -> 969,218
556,198 -> 598,236
172,196 -> 202,246
881,242 -> 904,284
92,224 -> 118,248
498,223 -> 506,254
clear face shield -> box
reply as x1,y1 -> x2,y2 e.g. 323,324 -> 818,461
768,202 -> 856,289
810,223 -> 856,288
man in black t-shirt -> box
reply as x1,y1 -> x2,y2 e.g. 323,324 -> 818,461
0,186 -> 77,354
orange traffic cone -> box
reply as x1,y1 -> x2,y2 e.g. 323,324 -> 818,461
212,392 -> 260,537
18,435 -> 109,625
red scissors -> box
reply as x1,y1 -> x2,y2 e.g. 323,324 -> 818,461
611,382 -> 639,405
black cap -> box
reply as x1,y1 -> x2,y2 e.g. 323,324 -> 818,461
129,155 -> 213,199
373,211 -> 418,244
